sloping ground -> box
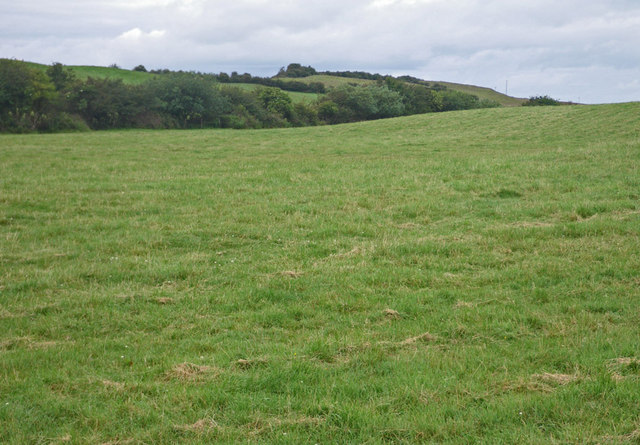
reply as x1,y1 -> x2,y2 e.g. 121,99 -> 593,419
64,65 -> 156,84
23,60 -> 525,106
428,80 -> 526,106
279,74 -> 376,88
279,74 -> 525,106
1,103 -> 639,443
223,82 -> 320,104
25,61 -> 155,84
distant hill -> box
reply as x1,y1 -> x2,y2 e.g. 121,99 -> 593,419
278,74 -> 525,107
22,61 -> 525,107
2,59 -> 538,133
420,81 -> 525,107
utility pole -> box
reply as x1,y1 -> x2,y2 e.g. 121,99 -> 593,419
505,80 -> 508,96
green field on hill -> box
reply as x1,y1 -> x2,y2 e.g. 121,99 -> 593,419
225,83 -> 320,104
1,104 -> 639,443
24,61 -> 519,107
26,61 -> 156,85
433,81 -> 526,107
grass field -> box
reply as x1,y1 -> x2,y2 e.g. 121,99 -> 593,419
1,103 -> 639,443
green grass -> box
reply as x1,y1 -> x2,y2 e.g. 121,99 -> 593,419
65,65 -> 156,85
430,81 -> 526,107
280,74 -> 376,88
224,83 -> 320,104
1,104 -> 640,443
282,75 -> 524,106
25,61 -> 156,85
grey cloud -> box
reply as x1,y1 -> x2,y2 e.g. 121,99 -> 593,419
1,0 -> 639,103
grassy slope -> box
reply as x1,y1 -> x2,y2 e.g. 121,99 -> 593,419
432,80 -> 526,106
23,60 -> 522,106
279,74 -> 376,88
66,65 -> 156,85
222,83 -> 320,104
24,61 -> 316,103
25,61 -> 155,85
1,104 -> 640,443
281,74 -> 524,106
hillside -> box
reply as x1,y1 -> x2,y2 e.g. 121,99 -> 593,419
22,60 -> 524,106
26,61 -> 155,84
224,82 -> 320,104
1,103 -> 639,443
279,74 -> 524,106
426,80 -> 526,106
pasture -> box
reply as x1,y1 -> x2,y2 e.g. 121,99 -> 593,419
1,103 -> 639,443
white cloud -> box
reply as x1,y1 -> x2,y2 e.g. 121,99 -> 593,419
117,28 -> 166,41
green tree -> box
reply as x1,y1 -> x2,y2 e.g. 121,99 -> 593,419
258,87 -> 293,120
0,59 -> 58,132
523,95 -> 560,106
323,84 -> 404,122
276,63 -> 317,78
67,78 -> 142,129
316,100 -> 340,124
147,73 -> 229,128
46,62 -> 78,91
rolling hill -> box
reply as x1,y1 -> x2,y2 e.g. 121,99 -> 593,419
22,60 -> 525,106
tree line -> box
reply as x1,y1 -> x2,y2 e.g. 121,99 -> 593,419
0,59 -> 501,133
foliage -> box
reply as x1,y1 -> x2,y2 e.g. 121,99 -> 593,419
290,102 -> 319,127
276,63 -> 317,78
0,60 -> 507,133
0,59 -> 59,132
132,65 -> 148,72
439,90 -> 500,111
258,87 -> 293,119
147,73 -> 229,128
524,95 -> 561,106
217,72 -> 326,94
67,78 -> 148,129
384,77 -> 443,114
46,63 -> 78,91
322,84 -> 405,122
321,69 -> 386,81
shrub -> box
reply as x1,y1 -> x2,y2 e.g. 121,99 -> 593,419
523,95 -> 560,106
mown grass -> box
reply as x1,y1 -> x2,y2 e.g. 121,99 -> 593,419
1,103 -> 639,443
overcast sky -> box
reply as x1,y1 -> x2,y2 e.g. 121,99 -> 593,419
2,0 -> 639,103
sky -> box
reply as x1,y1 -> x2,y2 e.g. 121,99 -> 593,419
1,0 -> 639,104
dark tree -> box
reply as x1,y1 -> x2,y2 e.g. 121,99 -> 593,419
523,95 -> 560,106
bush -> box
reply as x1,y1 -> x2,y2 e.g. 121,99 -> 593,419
322,84 -> 405,122
258,87 -> 293,120
146,73 -> 229,128
523,95 -> 560,106
0,59 -> 59,132
277,63 -> 317,78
